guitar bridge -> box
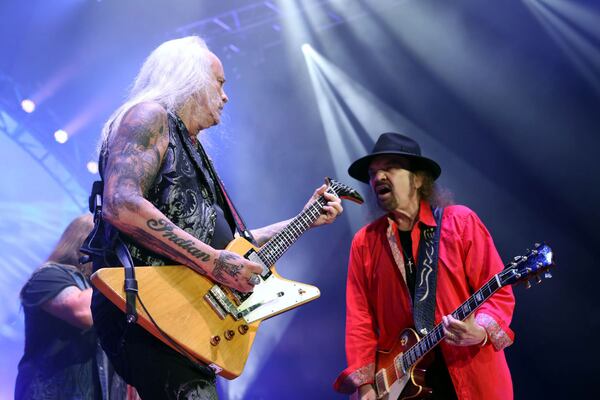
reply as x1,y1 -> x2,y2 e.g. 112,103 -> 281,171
204,285 -> 242,320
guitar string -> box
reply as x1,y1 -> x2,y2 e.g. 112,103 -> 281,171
400,278 -> 501,368
257,188 -> 334,266
399,253 -> 549,368
259,197 -> 323,263
121,183 -> 351,377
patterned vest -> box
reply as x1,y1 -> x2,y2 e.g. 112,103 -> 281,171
101,113 -> 224,266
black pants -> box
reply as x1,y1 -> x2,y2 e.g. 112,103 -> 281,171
92,291 -> 218,400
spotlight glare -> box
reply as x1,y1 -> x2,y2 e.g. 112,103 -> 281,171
301,43 -> 312,54
87,161 -> 99,174
21,99 -> 36,113
54,129 -> 69,144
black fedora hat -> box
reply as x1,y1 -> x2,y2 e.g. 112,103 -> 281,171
348,132 -> 441,183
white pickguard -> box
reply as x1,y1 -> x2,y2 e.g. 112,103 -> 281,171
238,274 -> 320,323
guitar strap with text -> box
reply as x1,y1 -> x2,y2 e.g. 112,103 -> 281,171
413,206 -> 444,336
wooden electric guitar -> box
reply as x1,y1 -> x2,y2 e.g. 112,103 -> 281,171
90,179 -> 363,379
374,243 -> 554,399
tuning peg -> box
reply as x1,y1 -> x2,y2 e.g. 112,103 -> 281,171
535,275 -> 543,284
544,272 -> 553,279
524,281 -> 532,289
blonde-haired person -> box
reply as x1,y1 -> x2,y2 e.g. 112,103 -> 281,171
15,214 -> 135,400
83,36 -> 343,399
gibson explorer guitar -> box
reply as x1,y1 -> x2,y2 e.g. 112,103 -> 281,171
374,242 -> 554,399
91,179 -> 363,379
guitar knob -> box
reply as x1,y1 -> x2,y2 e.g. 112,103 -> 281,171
224,330 -> 235,340
210,335 -> 221,346
238,324 -> 249,335
525,281 -> 532,289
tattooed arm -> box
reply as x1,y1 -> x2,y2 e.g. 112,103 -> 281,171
102,102 -> 262,292
250,184 -> 343,246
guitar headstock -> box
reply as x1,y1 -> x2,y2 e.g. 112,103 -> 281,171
498,243 -> 554,287
326,177 -> 364,205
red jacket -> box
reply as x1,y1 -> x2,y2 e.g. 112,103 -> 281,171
334,202 -> 515,399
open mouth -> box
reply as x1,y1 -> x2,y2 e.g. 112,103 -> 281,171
375,183 -> 392,196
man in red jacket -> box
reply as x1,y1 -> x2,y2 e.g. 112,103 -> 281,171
334,133 -> 515,400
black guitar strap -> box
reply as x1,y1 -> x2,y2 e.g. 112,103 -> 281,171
82,180 -> 139,324
413,206 -> 444,336
196,143 -> 256,246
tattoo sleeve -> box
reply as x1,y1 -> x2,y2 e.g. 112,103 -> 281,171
101,104 -> 215,273
103,103 -> 167,218
146,219 -> 211,263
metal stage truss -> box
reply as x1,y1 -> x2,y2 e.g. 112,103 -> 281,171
0,73 -> 87,210
173,0 -> 404,63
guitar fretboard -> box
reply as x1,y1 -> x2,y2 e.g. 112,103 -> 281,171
256,190 -> 333,268
398,275 -> 502,370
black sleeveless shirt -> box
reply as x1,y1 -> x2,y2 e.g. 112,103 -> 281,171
100,112 -> 235,266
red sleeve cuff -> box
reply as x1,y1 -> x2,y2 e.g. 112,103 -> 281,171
334,363 -> 375,394
475,312 -> 514,351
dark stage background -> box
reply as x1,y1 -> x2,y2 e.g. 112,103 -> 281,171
1,0 -> 598,398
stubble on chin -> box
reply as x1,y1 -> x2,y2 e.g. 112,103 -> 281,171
377,196 -> 397,212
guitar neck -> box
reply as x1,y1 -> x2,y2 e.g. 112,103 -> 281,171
256,192 -> 331,267
400,274 -> 502,369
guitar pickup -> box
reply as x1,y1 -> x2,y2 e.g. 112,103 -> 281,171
208,285 -> 242,320
204,293 -> 226,320
245,249 -> 271,279
229,249 -> 272,305
375,369 -> 389,397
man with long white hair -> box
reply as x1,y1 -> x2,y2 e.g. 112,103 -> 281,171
84,36 -> 343,399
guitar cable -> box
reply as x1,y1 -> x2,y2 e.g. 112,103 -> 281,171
134,291 -> 218,378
